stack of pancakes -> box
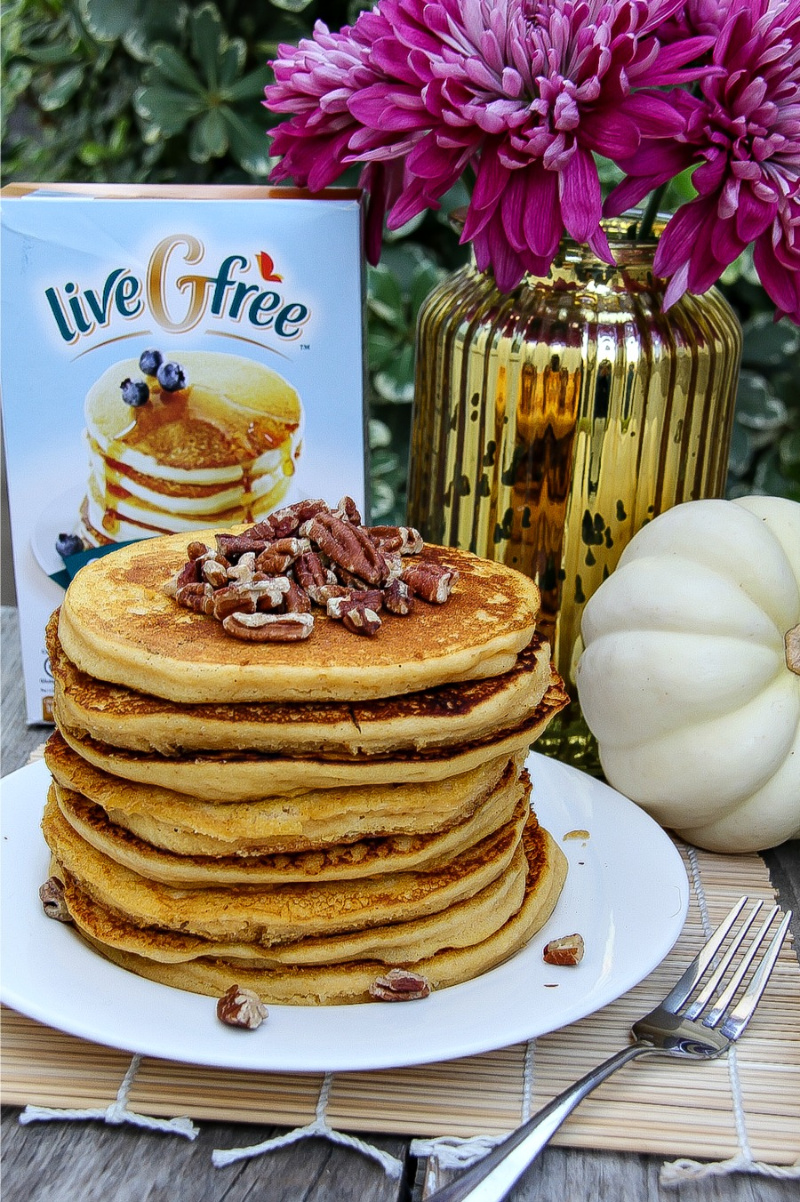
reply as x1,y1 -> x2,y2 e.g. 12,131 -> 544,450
42,529 -> 570,1005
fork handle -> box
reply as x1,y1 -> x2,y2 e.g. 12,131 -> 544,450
424,1041 -> 650,1202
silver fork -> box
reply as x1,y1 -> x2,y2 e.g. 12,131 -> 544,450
425,895 -> 793,1202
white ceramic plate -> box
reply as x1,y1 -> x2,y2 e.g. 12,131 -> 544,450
1,754 -> 688,1073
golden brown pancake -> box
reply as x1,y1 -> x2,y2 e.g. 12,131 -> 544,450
65,823 -> 568,1004
55,672 -> 569,801
44,732 -> 523,853
48,614 -> 553,755
57,534 -> 542,703
42,791 -> 530,943
52,767 -> 526,885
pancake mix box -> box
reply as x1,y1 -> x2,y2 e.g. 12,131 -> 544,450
1,183 -> 367,723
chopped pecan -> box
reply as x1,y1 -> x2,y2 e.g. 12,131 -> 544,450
543,934 -> 585,966
255,550 -> 294,575
283,579 -> 312,613
252,577 -> 292,610
331,565 -> 373,591
401,561 -> 459,603
215,533 -> 271,559
201,558 -> 229,588
367,525 -> 424,555
212,585 -> 257,620
187,540 -> 212,560
39,876 -> 72,922
369,968 -> 431,1002
334,495 -> 362,525
383,578 -> 415,615
309,583 -> 351,606
326,588 -> 383,617
268,498 -> 330,538
222,611 -> 314,641
176,582 -> 215,614
176,558 -> 202,589
294,551 -> 333,591
216,984 -> 268,1029
306,513 -> 387,586
226,552 -> 258,584
340,603 -> 382,637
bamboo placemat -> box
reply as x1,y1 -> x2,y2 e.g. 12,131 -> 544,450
2,843 -> 799,1164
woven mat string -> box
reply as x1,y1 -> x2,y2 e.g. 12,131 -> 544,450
19,1053 -> 198,1140
211,1071 -> 403,1177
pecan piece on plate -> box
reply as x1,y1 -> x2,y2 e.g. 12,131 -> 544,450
543,934 -> 585,966
39,877 -> 72,922
340,603 -> 382,637
369,968 -> 431,1001
222,611 -> 314,641
268,498 -> 330,538
216,984 -> 268,1029
333,494 -> 362,525
401,560 -> 458,603
306,513 -> 387,586
294,551 -> 333,591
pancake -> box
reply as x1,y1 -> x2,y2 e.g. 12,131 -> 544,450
44,733 -> 523,854
42,791 -> 530,942
56,671 -> 569,800
48,614 -> 553,755
52,766 -> 526,885
57,534 -> 542,703
67,823 -> 568,1004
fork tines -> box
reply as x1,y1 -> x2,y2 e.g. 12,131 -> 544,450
662,895 -> 793,1041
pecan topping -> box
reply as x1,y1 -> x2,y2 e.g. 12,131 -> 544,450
216,984 -> 268,1029
543,934 -> 585,966
340,603 -> 382,637
222,611 -> 314,641
283,579 -> 312,613
307,513 -> 387,586
176,582 -> 215,614
369,968 -> 431,1002
382,578 -> 414,615
401,561 -> 458,603
367,525 -> 424,555
168,494 -> 458,642
268,498 -> 330,538
334,494 -> 363,525
294,551 -> 333,591
201,558 -> 229,589
39,877 -> 72,922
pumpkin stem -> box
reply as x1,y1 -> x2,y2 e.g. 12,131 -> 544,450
786,624 -> 800,675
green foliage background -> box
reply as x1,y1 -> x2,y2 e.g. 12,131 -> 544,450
4,0 -> 799,521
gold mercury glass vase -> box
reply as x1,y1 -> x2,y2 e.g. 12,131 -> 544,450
407,219 -> 743,773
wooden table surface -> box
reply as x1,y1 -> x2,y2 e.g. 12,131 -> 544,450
2,605 -> 798,1202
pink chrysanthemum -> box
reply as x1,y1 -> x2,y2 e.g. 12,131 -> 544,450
265,15 -> 407,263
606,0 -> 800,316
265,0 -> 715,290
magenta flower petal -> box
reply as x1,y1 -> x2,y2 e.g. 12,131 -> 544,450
559,148 -> 603,244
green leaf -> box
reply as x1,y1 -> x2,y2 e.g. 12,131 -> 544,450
753,447 -> 800,501
270,0 -> 315,11
735,371 -> 788,434
148,44 -> 205,95
741,313 -> 800,369
38,65 -> 84,111
410,262 -> 445,318
80,0 -> 137,40
134,83 -> 202,136
367,264 -> 406,329
367,328 -> 401,370
216,39 -> 246,88
369,418 -> 392,449
189,108 -> 229,161
220,106 -> 273,175
779,430 -> 800,482
189,2 -> 224,90
726,421 -> 753,478
222,64 -> 272,102
374,343 -> 415,403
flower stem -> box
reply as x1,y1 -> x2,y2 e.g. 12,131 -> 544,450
638,184 -> 668,241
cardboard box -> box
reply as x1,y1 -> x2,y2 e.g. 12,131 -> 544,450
1,184 -> 368,723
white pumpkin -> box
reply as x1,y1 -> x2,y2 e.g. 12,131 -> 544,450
575,496 -> 800,853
